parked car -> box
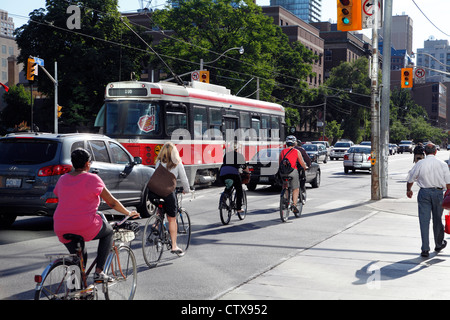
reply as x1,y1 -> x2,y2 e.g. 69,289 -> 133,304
311,141 -> 331,156
398,140 -> 414,153
246,148 -> 321,191
343,145 -> 372,173
303,143 -> 328,163
360,141 -> 371,146
330,141 -> 354,160
0,132 -> 155,228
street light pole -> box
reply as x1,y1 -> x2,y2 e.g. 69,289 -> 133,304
200,46 -> 244,70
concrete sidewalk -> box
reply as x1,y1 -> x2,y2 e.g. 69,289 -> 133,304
218,196 -> 450,300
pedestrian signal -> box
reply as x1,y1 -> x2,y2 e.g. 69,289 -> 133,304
337,0 -> 362,32
401,68 -> 413,88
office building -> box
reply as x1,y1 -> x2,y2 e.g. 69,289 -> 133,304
269,0 -> 321,23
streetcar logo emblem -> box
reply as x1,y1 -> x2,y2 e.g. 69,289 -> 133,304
138,115 -> 155,132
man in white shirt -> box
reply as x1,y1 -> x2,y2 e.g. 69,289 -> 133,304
406,143 -> 450,257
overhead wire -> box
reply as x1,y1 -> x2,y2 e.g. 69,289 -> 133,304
9,4 -> 371,109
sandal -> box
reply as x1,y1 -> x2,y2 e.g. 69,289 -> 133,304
171,248 -> 185,256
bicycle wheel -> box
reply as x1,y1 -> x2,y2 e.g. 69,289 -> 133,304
219,192 -> 232,225
34,259 -> 81,300
237,189 -> 247,220
294,190 -> 303,218
176,208 -> 191,254
280,188 -> 290,222
104,245 -> 137,300
142,214 -> 164,268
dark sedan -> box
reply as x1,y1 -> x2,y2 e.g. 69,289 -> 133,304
246,148 -> 321,191
303,143 -> 328,163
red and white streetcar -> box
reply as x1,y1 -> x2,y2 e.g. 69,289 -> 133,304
95,80 -> 285,186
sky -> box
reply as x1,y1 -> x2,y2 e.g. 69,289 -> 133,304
2,0 -> 450,57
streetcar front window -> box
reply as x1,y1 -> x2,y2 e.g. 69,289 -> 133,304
105,101 -> 161,137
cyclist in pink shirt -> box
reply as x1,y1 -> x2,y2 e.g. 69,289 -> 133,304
53,148 -> 140,282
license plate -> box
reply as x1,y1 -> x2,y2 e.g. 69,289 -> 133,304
6,178 -> 22,188
260,177 -> 269,182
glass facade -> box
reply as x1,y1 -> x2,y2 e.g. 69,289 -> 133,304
269,0 -> 322,23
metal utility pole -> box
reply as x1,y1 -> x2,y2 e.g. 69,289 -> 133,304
370,1 -> 381,200
380,0 -> 393,198
38,62 -> 58,133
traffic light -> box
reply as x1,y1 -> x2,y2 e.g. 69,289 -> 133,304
57,105 -> 63,118
27,58 -> 38,81
401,68 -> 413,88
200,70 -> 209,83
337,0 -> 362,32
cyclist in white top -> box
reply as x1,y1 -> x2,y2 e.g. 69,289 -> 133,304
149,142 -> 190,255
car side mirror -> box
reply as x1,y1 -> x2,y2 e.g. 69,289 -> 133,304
133,156 -> 143,165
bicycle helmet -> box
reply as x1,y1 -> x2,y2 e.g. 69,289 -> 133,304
286,135 -> 297,146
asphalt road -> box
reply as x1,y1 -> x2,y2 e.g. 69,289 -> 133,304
0,150 -> 445,300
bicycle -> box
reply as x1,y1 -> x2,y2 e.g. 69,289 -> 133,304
279,175 -> 303,222
219,175 -> 248,225
34,212 -> 138,300
142,187 -> 191,268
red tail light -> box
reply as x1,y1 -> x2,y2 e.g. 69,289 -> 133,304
38,164 -> 72,177
34,275 -> 42,283
344,154 -> 349,160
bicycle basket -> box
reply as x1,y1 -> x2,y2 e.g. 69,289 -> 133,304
113,221 -> 139,242
113,229 -> 136,242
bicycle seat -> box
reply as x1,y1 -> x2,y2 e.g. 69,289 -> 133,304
63,233 -> 85,246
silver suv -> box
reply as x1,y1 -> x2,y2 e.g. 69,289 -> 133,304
0,132 -> 154,227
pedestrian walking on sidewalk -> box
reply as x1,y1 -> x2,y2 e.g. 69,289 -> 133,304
406,143 -> 450,257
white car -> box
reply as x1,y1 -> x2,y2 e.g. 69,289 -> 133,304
330,141 -> 354,160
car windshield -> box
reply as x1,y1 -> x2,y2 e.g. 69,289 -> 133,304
347,147 -> 371,154
0,138 -> 58,164
251,149 -> 280,161
303,145 -> 318,151
334,142 -> 350,148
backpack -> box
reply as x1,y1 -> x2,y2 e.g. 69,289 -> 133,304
278,149 -> 294,175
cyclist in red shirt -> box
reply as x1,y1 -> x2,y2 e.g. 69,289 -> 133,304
279,136 -> 308,213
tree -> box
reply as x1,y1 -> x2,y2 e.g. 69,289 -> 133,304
1,85 -> 32,132
15,0 -> 146,129
325,120 -> 344,144
151,0 -> 316,102
322,58 -> 371,143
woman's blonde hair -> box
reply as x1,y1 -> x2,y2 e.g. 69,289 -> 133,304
156,142 -> 181,170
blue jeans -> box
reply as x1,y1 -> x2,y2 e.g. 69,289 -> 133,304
417,188 -> 445,252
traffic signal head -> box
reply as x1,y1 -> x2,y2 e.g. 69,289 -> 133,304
200,70 -> 209,83
401,68 -> 413,88
337,0 -> 362,32
57,105 -> 63,118
27,58 -> 38,81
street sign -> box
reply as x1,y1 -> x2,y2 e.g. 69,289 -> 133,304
191,71 -> 200,82
414,67 -> 426,84
33,57 -> 44,67
362,0 -> 382,29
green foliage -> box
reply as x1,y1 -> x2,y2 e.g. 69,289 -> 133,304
14,0 -> 146,129
1,85 -> 32,130
151,0 -> 316,102
325,120 -> 344,144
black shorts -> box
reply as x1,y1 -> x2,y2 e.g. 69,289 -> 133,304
148,191 -> 177,217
